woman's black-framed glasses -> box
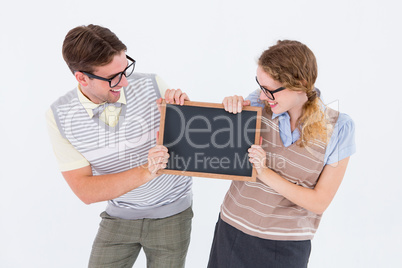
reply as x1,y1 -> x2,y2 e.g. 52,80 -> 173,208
80,55 -> 136,88
255,76 -> 285,100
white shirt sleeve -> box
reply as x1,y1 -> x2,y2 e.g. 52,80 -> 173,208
155,75 -> 169,98
46,108 -> 90,172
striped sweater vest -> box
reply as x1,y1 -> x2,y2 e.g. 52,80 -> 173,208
51,73 -> 192,219
221,107 -> 339,240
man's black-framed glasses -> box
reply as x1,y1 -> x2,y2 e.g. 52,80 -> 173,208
80,55 -> 136,88
255,76 -> 286,100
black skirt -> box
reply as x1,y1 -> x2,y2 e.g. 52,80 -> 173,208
208,216 -> 311,268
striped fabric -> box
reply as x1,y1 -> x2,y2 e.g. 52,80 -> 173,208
221,108 -> 339,241
51,73 -> 192,217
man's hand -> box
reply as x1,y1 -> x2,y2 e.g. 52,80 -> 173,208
156,89 -> 190,113
164,89 -> 190,105
147,145 -> 169,175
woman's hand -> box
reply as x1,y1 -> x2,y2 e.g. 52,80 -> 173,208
248,145 -> 267,174
222,95 -> 251,114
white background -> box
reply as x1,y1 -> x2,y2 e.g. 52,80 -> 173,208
1,0 -> 401,267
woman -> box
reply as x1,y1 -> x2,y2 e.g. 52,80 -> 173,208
208,40 -> 355,268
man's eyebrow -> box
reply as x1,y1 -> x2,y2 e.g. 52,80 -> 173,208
106,60 -> 129,79
106,72 -> 120,79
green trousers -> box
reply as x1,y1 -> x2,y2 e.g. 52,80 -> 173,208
88,206 -> 193,268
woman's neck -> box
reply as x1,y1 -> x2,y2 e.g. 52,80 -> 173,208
288,103 -> 305,132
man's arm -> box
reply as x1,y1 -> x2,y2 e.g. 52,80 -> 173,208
47,89 -> 187,205
61,145 -> 168,204
48,108 -> 168,205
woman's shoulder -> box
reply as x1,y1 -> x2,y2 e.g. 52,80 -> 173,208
324,105 -> 354,130
336,112 -> 355,131
246,89 -> 264,107
324,111 -> 356,165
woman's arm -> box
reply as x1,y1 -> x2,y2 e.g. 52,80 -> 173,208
249,144 -> 350,214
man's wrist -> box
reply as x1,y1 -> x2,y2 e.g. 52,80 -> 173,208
139,163 -> 156,182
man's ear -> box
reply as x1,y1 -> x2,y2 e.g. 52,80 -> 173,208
74,72 -> 89,87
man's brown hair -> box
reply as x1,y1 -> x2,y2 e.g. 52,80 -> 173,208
62,24 -> 127,74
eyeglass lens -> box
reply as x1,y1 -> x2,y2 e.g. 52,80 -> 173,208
262,89 -> 274,100
110,61 -> 135,87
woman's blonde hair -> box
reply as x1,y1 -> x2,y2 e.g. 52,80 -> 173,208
258,40 -> 329,147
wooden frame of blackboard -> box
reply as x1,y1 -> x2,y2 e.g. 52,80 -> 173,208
157,100 -> 262,181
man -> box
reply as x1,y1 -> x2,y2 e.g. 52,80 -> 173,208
46,24 -> 193,267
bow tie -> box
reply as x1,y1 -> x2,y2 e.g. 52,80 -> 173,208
92,102 -> 122,117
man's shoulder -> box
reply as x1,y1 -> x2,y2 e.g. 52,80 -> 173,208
51,87 -> 78,108
128,72 -> 157,81
126,73 -> 160,97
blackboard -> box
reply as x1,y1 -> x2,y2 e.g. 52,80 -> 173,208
157,101 -> 262,181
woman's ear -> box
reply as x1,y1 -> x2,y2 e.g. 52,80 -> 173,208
74,71 -> 89,87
